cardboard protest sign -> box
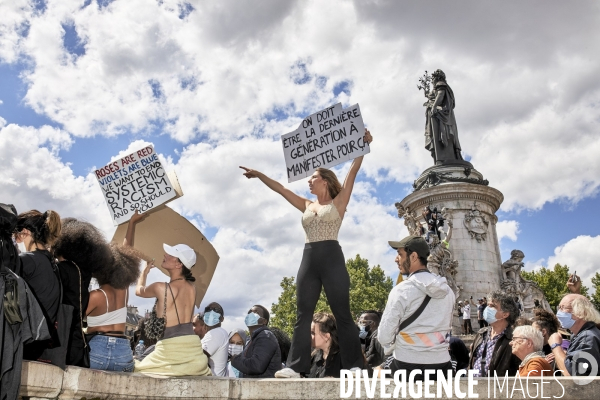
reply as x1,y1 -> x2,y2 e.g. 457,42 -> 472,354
112,205 -> 219,307
281,103 -> 368,182
95,145 -> 180,225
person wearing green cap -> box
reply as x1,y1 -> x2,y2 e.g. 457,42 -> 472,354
378,235 -> 456,380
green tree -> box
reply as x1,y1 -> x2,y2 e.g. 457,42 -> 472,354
591,272 -> 600,311
270,254 -> 394,337
521,263 -> 588,310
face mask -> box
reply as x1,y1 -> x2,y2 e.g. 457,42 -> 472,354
483,306 -> 498,324
358,325 -> 369,339
203,311 -> 221,327
16,242 -> 27,253
245,312 -> 261,327
556,310 -> 576,329
229,343 -> 243,356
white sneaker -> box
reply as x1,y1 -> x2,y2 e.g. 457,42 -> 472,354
275,367 -> 301,378
349,367 -> 362,372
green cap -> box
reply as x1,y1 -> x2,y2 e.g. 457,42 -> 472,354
388,235 -> 430,259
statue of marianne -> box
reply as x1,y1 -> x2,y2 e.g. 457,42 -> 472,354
421,69 -> 466,165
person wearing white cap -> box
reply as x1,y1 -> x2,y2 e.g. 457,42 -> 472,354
125,211 -> 211,376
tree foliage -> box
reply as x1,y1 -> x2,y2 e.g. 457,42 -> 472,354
591,272 -> 600,311
521,263 -> 588,310
270,254 -> 394,337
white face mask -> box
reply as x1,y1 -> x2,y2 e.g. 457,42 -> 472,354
229,344 -> 243,356
17,242 -> 28,253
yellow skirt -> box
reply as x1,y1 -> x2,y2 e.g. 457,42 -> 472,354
134,334 -> 211,376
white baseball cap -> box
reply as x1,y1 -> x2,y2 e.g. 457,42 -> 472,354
163,243 -> 196,269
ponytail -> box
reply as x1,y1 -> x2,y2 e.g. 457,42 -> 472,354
181,265 -> 195,282
44,210 -> 62,246
16,209 -> 62,247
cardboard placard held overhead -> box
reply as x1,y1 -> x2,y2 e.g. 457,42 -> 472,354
112,205 -> 219,308
281,103 -> 368,182
95,145 -> 181,225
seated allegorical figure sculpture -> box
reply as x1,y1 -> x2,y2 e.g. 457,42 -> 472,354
502,250 -> 525,283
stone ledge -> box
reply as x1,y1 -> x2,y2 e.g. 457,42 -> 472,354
18,361 -> 600,400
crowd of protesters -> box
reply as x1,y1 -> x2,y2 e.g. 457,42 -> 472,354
2,141 -> 600,397
3,204 -> 599,386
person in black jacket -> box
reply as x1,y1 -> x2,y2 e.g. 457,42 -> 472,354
14,209 -> 62,361
357,310 -> 384,369
309,312 -> 343,378
231,305 -> 281,378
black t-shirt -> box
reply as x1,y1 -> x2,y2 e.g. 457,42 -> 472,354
309,350 -> 342,378
58,261 -> 92,344
19,250 -> 60,324
448,336 -> 470,371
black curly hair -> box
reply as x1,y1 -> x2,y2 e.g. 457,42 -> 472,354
93,243 -> 142,289
531,308 -> 560,337
270,326 -> 291,362
53,218 -> 112,274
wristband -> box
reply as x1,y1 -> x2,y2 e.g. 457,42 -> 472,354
550,343 -> 561,350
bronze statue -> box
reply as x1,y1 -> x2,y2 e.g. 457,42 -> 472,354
419,70 -> 468,166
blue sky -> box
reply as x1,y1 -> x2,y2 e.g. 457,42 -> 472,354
1,0 -> 599,330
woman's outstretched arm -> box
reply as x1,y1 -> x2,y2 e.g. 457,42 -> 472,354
333,129 -> 373,216
240,167 -> 310,212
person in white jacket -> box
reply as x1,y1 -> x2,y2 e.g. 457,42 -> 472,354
378,235 -> 455,380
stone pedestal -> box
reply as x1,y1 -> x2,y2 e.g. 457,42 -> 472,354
396,165 -> 504,334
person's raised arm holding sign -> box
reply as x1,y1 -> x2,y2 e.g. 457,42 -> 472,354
126,210 -> 211,376
240,129 -> 373,379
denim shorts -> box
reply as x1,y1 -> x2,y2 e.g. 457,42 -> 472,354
89,335 -> 134,372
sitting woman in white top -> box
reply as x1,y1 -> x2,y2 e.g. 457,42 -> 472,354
86,243 -> 141,372
128,211 -> 211,376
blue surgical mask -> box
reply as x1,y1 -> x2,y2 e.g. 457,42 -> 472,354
203,310 -> 221,327
483,306 -> 498,324
245,312 -> 261,327
556,310 -> 576,329
358,325 -> 368,339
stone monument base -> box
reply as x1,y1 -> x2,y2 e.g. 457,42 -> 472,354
397,164 -> 503,334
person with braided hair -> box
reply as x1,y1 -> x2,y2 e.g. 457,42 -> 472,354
14,209 -> 62,361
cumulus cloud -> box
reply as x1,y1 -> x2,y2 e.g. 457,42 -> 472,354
1,1 -> 598,211
546,235 -> 600,290
496,220 -> 520,242
522,235 -> 600,292
2,0 -> 600,325
0,122 -> 111,233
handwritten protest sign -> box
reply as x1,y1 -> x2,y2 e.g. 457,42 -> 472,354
95,145 -> 177,225
281,103 -> 368,182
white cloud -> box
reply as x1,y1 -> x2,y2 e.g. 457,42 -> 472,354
0,122 -> 112,234
546,235 -> 600,291
522,236 -> 600,292
496,220 -> 520,242
2,0 -> 596,211
0,0 -> 32,63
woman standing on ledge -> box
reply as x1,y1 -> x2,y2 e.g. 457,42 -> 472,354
240,129 -> 372,378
